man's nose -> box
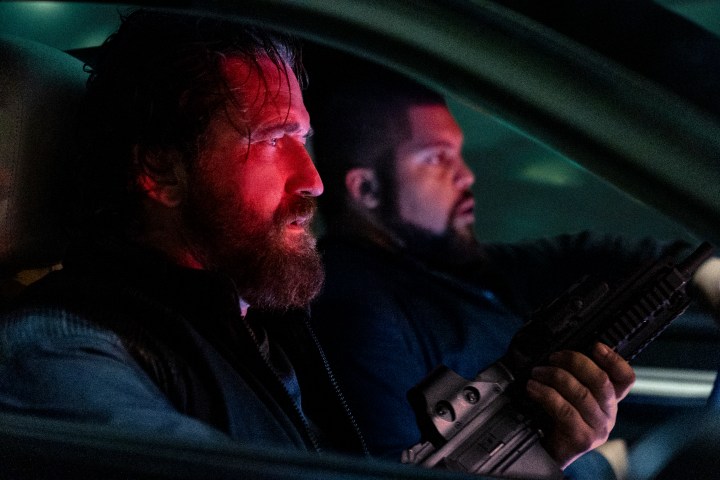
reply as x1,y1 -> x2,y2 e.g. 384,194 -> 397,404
455,158 -> 475,190
288,146 -> 324,197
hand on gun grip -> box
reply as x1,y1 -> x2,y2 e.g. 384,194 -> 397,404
526,344 -> 635,468
402,242 -> 714,480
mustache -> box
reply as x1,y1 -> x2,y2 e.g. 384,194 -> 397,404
453,190 -> 474,210
275,196 -> 317,224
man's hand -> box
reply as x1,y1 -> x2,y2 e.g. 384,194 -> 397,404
525,342 -> 635,469
694,257 -> 720,314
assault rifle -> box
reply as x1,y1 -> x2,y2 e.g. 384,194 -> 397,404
401,242 -> 714,479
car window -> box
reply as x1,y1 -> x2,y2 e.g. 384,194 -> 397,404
0,2 -> 121,50
656,0 -> 720,36
448,97 -> 698,243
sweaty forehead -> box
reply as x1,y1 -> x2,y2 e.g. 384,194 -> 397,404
220,56 -> 295,103
222,55 -> 283,85
407,104 -> 462,140
397,103 -> 464,155
220,55 -> 308,126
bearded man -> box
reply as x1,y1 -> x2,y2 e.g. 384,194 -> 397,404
0,10 -> 366,455
306,61 -> 720,478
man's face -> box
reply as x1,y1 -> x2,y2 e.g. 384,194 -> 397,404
184,55 -> 324,310
392,104 -> 475,242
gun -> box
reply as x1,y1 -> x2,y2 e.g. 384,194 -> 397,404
401,242 -> 715,479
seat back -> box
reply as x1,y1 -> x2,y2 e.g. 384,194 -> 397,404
0,35 -> 87,298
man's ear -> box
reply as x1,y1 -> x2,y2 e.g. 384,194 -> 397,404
134,146 -> 188,208
345,168 -> 380,209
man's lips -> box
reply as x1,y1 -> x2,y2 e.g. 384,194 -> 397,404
451,195 -> 476,229
283,197 -> 317,231
455,197 -> 475,217
287,214 -> 312,230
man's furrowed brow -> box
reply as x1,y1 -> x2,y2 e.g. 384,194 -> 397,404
414,140 -> 461,151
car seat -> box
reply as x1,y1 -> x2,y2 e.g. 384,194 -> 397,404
0,34 -> 87,301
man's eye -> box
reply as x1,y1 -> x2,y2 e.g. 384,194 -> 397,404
423,154 -> 442,165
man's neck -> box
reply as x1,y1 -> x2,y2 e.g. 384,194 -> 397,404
131,204 -> 205,270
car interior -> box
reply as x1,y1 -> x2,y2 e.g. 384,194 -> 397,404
1,1 -> 719,478
0,33 -> 85,301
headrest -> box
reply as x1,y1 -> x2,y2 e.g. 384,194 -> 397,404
0,35 -> 87,271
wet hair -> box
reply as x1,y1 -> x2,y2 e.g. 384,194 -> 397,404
304,55 -> 445,224
79,9 -> 304,225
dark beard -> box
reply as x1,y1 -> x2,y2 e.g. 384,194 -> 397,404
388,217 -> 484,269
377,178 -> 484,269
183,191 -> 324,312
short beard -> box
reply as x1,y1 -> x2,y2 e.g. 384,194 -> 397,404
183,191 -> 324,312
377,173 -> 483,269
388,217 -> 483,269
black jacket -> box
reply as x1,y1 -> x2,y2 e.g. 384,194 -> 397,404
0,234 -> 366,455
